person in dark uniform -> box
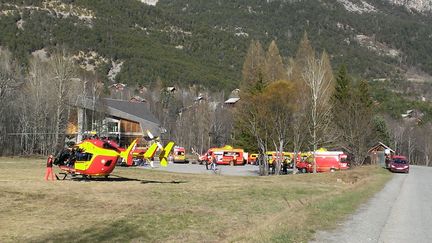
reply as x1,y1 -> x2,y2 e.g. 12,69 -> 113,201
44,155 -> 56,181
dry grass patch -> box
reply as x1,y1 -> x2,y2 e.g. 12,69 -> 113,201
0,158 -> 391,242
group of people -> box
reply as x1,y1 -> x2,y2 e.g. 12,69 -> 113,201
265,157 -> 293,175
134,157 -> 155,168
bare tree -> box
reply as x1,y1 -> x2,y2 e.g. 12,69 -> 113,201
17,50 -> 82,155
291,87 -> 309,173
237,90 -> 270,175
288,33 -> 315,173
302,51 -> 334,173
417,125 -> 432,166
0,49 -> 21,155
384,115 -> 406,154
47,51 -> 82,151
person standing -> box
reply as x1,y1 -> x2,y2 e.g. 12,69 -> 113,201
149,156 -> 155,168
44,154 -> 56,181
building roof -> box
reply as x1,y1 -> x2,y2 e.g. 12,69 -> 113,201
130,96 -> 147,103
224,97 -> 240,104
368,142 -> 395,154
102,98 -> 159,123
79,97 -> 161,135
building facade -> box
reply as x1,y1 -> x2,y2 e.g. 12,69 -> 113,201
67,98 -> 161,147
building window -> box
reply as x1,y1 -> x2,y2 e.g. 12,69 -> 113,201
107,122 -> 118,133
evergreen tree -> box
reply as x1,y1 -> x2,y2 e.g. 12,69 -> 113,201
372,115 -> 392,146
332,68 -> 376,165
264,40 -> 287,83
333,65 -> 351,103
236,40 -> 267,157
290,32 -> 315,83
241,40 -> 265,93
357,80 -> 373,108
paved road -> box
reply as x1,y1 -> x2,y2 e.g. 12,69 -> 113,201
312,165 -> 432,243
138,161 -> 261,176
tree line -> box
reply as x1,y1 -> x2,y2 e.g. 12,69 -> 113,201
0,49 -> 100,155
236,34 -> 390,175
1,34 -> 432,171
0,47 -> 234,157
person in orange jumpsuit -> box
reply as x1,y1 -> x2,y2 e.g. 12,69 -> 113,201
44,154 -> 56,181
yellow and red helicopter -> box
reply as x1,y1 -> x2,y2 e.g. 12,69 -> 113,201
54,131 -> 174,179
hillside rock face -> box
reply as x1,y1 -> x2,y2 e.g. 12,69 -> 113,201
337,0 -> 378,14
138,0 -> 158,6
338,0 -> 432,13
388,0 -> 432,12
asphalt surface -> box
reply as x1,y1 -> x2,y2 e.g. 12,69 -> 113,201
312,165 -> 432,243
138,161 -> 261,176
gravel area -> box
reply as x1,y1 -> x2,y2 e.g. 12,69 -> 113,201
138,161 -> 261,176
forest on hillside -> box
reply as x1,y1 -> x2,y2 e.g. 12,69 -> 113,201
1,0 -> 432,91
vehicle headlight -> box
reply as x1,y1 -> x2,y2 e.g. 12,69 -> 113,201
391,164 -> 395,168
403,166 -> 408,169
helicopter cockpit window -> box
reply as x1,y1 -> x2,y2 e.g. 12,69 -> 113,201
75,152 -> 93,161
103,141 -> 118,151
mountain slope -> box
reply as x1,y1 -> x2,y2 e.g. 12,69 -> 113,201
1,0 -> 432,89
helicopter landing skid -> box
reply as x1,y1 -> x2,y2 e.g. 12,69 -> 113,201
57,172 -> 68,180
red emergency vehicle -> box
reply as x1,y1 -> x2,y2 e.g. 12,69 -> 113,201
295,152 -> 311,173
296,149 -> 349,173
201,145 -> 245,166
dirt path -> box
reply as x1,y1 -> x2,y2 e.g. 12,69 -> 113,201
312,165 -> 432,243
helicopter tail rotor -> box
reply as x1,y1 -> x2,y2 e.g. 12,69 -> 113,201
159,141 -> 175,167
121,139 -> 138,166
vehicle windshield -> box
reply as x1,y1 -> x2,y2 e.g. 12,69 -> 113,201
393,159 -> 407,164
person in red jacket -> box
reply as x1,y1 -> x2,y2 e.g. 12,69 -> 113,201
44,154 -> 55,181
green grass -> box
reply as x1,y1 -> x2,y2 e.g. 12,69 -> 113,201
0,158 -> 391,242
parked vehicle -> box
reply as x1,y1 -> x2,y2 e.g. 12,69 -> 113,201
339,153 -> 349,170
172,146 -> 187,163
295,152 -> 311,173
388,155 -> 409,173
248,153 -> 258,165
200,145 -> 245,166
313,150 -> 346,172
296,149 -> 349,173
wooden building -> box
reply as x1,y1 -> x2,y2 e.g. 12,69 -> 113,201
67,98 -> 161,147
368,142 -> 395,167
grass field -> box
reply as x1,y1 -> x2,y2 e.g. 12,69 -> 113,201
0,158 -> 392,242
